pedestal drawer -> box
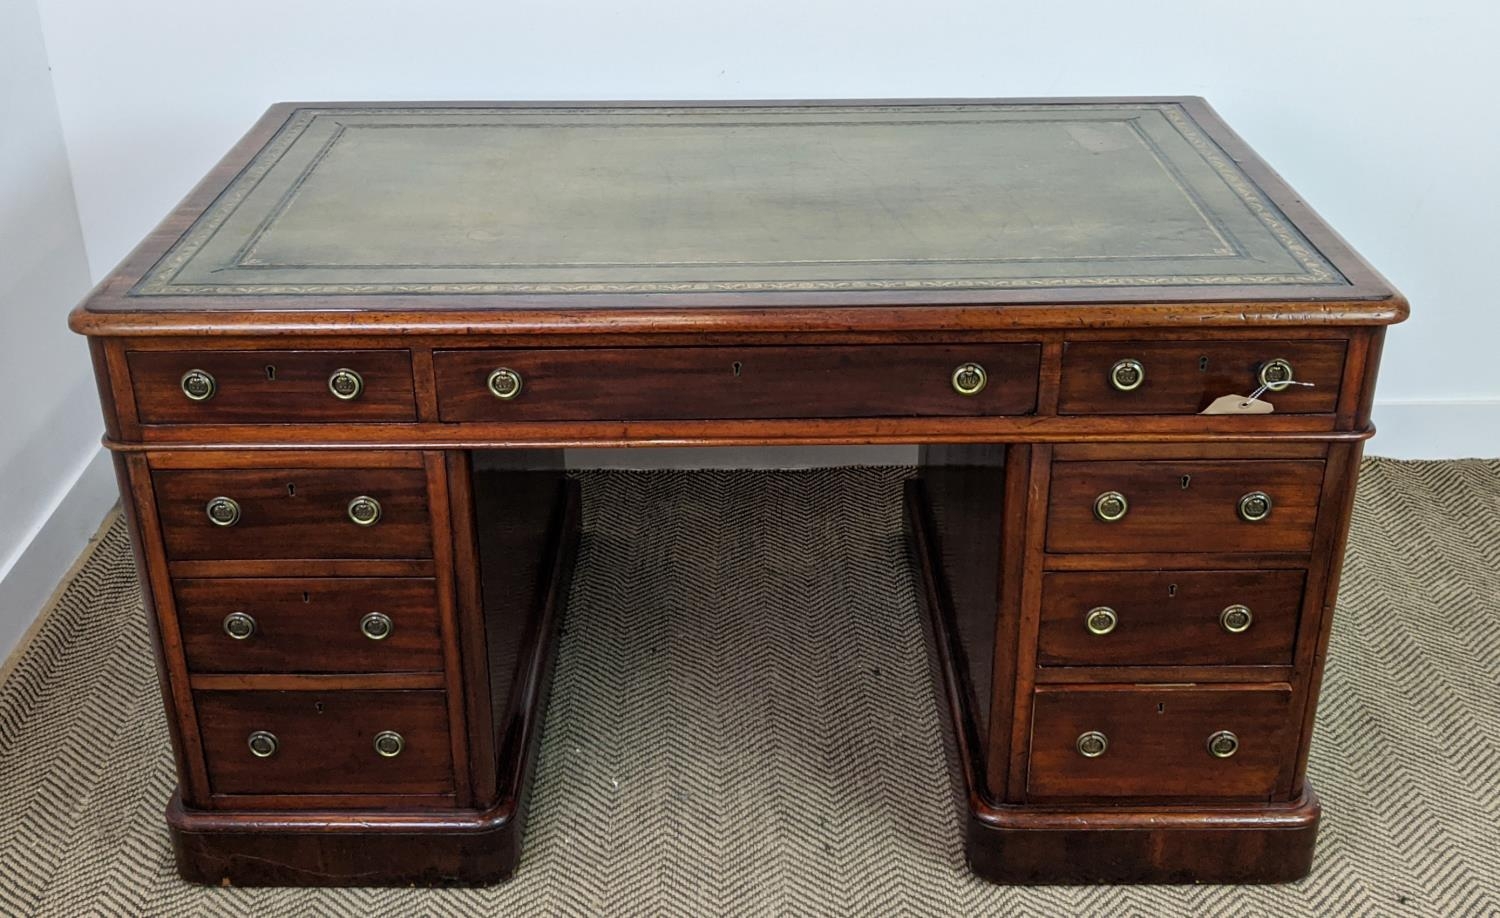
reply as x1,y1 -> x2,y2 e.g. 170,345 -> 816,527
128,349 -> 417,424
1046,459 -> 1325,554
176,578 -> 443,674
1027,685 -> 1294,801
1038,570 -> 1305,667
154,467 -> 433,561
196,690 -> 453,797
433,344 -> 1041,422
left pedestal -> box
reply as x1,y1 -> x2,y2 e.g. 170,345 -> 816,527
114,448 -> 579,886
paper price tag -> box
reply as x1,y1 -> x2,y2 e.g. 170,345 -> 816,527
1200,394 -> 1275,415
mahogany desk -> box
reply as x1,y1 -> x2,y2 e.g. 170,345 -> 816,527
70,99 -> 1404,886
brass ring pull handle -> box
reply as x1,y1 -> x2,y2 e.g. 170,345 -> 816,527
1109,358 -> 1145,392
1093,491 -> 1129,522
1237,491 -> 1273,522
1076,731 -> 1109,758
328,368 -> 364,400
360,612 -> 394,641
487,367 -> 523,400
1085,606 -> 1118,636
247,731 -> 278,758
1257,358 -> 1296,392
222,612 -> 257,640
180,368 -> 216,401
373,730 -> 405,758
1220,604 -> 1253,634
951,362 -> 988,396
347,496 -> 382,526
205,496 -> 241,527
1207,730 -> 1240,758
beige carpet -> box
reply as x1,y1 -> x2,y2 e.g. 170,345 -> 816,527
1,459 -> 1497,915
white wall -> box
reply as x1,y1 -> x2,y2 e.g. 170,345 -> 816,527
30,0 -> 1500,459
0,0 -> 116,658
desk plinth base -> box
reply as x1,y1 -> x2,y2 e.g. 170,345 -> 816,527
905,478 -> 1321,885
168,478 -> 580,887
962,792 -> 1320,885
167,796 -> 527,887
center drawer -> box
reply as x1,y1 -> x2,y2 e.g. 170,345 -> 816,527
196,689 -> 454,797
153,467 -> 433,561
1027,685 -> 1294,800
1046,459 -> 1325,554
175,578 -> 443,674
432,344 -> 1041,422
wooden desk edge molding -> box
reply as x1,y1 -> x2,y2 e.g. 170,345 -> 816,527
73,97 -> 1402,887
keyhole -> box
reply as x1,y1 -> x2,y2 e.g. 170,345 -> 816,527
1168,583 -> 1178,598
265,365 -> 277,380
732,361 -> 743,377
302,592 -> 311,603
1158,703 -> 1166,714
314,702 -> 325,714
1198,356 -> 1209,372
287,483 -> 296,497
1180,474 -> 1191,490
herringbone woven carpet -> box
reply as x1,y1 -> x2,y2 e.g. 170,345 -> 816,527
1,460 -> 1497,916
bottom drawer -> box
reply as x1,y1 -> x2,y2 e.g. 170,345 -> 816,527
196,690 -> 453,797
1027,685 -> 1293,801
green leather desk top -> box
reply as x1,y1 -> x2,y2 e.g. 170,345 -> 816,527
122,100 -> 1373,300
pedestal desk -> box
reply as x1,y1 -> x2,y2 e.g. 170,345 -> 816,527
70,99 -> 1404,886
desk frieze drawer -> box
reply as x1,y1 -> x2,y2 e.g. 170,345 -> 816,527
153,467 -> 433,561
1059,340 -> 1345,416
432,344 -> 1041,422
1046,459 -> 1325,555
128,349 -> 418,424
175,577 -> 443,674
196,689 -> 454,797
1039,570 -> 1305,667
1027,685 -> 1294,801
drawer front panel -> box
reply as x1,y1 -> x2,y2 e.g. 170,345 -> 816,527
176,578 -> 443,674
1059,340 -> 1345,415
1038,570 -> 1306,666
1027,686 -> 1293,800
196,690 -> 453,796
433,344 -> 1041,422
1046,460 -> 1324,554
129,350 -> 417,424
155,468 -> 433,561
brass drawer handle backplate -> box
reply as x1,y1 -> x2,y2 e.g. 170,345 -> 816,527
328,368 -> 364,400
347,496 -> 383,526
951,362 -> 988,396
1109,358 -> 1145,392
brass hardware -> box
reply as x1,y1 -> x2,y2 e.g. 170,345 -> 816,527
327,367 -> 364,400
1109,358 -> 1145,392
180,368 -> 216,401
360,612 -> 394,641
347,496 -> 382,526
1220,604 -> 1254,634
486,367 -> 523,400
1093,491 -> 1129,522
1076,731 -> 1109,758
373,730 -> 405,757
247,731 -> 278,758
205,496 -> 241,527
951,362 -> 988,396
1207,730 -> 1240,758
1085,606 -> 1118,636
222,612 -> 257,640
1257,358 -> 1295,392
1238,491 -> 1273,522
